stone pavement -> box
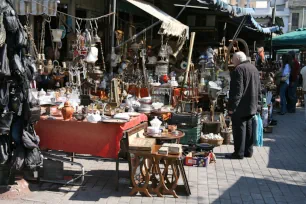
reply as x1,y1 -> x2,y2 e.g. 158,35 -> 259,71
2,108 -> 306,204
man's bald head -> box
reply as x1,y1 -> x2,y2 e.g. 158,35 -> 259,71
232,51 -> 247,67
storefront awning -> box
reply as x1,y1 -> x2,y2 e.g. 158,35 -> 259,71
197,0 -> 255,17
126,0 -> 189,39
12,0 -> 57,16
197,0 -> 280,34
272,28 -> 306,47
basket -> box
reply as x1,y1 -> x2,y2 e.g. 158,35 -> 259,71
200,138 -> 224,146
221,131 -> 232,145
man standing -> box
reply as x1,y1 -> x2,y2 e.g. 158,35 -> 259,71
300,65 -> 306,123
256,47 -> 265,69
227,52 -> 261,159
287,51 -> 300,113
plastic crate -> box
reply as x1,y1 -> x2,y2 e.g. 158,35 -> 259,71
178,124 -> 202,145
168,113 -> 201,127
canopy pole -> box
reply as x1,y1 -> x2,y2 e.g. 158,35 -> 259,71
270,6 -> 276,60
303,8 -> 305,29
115,0 -> 192,49
110,0 -> 117,74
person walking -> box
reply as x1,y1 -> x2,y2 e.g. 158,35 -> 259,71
226,52 -> 261,159
300,65 -> 306,123
287,51 -> 300,113
279,54 -> 292,115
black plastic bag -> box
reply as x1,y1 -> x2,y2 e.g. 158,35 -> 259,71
0,135 -> 10,164
22,130 -> 39,150
0,44 -> 11,78
12,144 -> 25,171
0,111 -> 13,135
25,147 -> 43,170
0,82 -> 10,110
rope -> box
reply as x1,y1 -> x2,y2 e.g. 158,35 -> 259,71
30,0 -> 115,21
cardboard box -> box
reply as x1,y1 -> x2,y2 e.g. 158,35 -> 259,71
184,152 -> 211,167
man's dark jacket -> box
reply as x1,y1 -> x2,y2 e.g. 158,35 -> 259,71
228,61 -> 261,117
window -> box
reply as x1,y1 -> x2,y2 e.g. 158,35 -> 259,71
276,5 -> 285,11
292,13 -> 299,31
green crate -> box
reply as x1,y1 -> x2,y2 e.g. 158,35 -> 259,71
179,125 -> 202,145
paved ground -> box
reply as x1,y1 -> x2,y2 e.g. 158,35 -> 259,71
2,108 -> 306,204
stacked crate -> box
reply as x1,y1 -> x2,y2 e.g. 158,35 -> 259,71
168,113 -> 202,145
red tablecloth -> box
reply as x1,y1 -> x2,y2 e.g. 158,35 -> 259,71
35,114 -> 147,159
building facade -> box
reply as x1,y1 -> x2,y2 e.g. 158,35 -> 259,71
288,0 -> 306,31
226,0 -> 290,33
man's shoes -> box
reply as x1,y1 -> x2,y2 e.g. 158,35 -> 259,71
244,153 -> 253,158
225,153 -> 243,160
278,112 -> 286,115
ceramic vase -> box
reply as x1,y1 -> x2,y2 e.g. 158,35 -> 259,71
61,101 -> 74,120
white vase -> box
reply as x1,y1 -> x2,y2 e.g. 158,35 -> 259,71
51,29 -> 63,42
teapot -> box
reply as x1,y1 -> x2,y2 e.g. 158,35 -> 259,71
38,89 -> 46,98
87,110 -> 101,123
150,116 -> 162,129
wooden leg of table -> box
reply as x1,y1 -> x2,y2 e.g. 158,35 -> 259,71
116,157 -> 119,191
161,159 -> 179,198
162,159 -> 171,185
129,156 -> 152,197
151,157 -> 164,197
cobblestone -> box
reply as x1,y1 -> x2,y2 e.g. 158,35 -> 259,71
3,109 -> 306,203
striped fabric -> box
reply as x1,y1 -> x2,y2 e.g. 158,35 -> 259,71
12,0 -> 57,16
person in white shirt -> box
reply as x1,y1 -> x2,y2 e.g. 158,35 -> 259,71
279,54 -> 291,115
300,65 -> 306,122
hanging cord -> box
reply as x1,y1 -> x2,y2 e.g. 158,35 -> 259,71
95,20 -> 106,71
24,15 -> 38,59
45,16 -> 54,52
31,0 -> 115,21
39,17 -> 46,54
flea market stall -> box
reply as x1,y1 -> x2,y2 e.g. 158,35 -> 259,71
0,0 -> 283,199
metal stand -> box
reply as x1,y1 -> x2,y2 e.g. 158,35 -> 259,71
40,152 -> 85,186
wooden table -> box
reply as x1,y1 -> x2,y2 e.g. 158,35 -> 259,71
143,131 -> 185,144
129,145 -> 185,198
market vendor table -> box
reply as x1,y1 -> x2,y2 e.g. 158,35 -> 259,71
35,114 -> 148,188
129,145 -> 184,198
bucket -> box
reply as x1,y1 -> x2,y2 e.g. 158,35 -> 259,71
221,130 -> 232,145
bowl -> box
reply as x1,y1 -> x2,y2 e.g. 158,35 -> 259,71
152,102 -> 163,110
168,125 -> 177,132
74,113 -> 86,121
147,126 -> 160,134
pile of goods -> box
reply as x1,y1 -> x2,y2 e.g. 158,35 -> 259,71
158,143 -> 182,155
200,133 -> 224,146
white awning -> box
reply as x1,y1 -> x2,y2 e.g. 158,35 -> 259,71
12,0 -> 57,16
126,0 -> 189,39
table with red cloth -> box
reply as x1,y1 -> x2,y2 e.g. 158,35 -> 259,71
35,114 -> 148,188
